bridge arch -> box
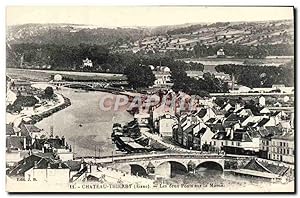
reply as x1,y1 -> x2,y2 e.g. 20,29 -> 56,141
195,161 -> 223,172
130,164 -> 147,177
156,161 -> 188,178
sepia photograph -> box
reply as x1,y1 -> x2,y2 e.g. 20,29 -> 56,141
5,6 -> 295,193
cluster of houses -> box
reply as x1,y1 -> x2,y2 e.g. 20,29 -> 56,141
6,117 -> 154,184
6,118 -> 74,166
119,85 -> 295,166
146,93 -> 294,164
118,87 -> 294,165
6,116 -> 78,182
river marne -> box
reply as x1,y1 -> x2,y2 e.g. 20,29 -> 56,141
36,88 -> 133,158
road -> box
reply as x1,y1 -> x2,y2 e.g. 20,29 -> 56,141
75,152 -> 228,164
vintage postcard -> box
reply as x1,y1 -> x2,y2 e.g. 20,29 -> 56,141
5,6 -> 295,193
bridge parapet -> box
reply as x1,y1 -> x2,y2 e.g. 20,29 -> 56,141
80,153 -> 251,178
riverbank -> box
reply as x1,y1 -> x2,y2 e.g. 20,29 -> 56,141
29,93 -> 71,124
6,82 -> 71,128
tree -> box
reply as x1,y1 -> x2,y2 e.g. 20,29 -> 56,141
13,96 -> 38,107
44,86 -> 54,98
216,64 -> 294,88
124,65 -> 155,89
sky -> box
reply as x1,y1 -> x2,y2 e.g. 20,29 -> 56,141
6,6 -> 294,27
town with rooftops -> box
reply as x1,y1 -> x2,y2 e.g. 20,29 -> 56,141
5,7 -> 295,193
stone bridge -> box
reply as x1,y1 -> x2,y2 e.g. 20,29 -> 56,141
79,153 -> 247,178
114,156 -> 224,178
31,81 -> 108,89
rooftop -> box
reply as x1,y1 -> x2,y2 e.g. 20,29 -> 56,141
243,158 -> 290,177
212,130 -> 252,142
6,124 -> 15,135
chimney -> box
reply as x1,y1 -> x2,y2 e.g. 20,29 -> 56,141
235,103 -> 241,110
226,128 -> 231,137
34,161 -> 38,168
58,163 -> 62,169
47,163 -> 51,169
80,158 -> 85,170
61,136 -> 65,146
231,74 -> 235,91
230,130 -> 234,140
23,137 -> 27,149
186,116 -> 192,127
88,163 -> 92,173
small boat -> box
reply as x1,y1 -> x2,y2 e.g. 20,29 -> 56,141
79,124 -> 83,127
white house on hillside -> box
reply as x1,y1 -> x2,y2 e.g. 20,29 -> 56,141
81,58 -> 93,68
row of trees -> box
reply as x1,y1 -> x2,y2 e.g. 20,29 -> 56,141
193,43 -> 294,58
215,64 -> 294,88
124,54 -> 205,89
8,43 -> 205,73
135,43 -> 294,60
129,54 -> 228,93
171,68 -> 229,96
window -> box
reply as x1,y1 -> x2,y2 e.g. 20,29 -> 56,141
221,142 -> 224,146
280,142 -> 282,147
287,149 -> 289,155
232,141 -> 234,146
225,141 -> 228,146
214,141 -> 216,146
237,142 -> 241,146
